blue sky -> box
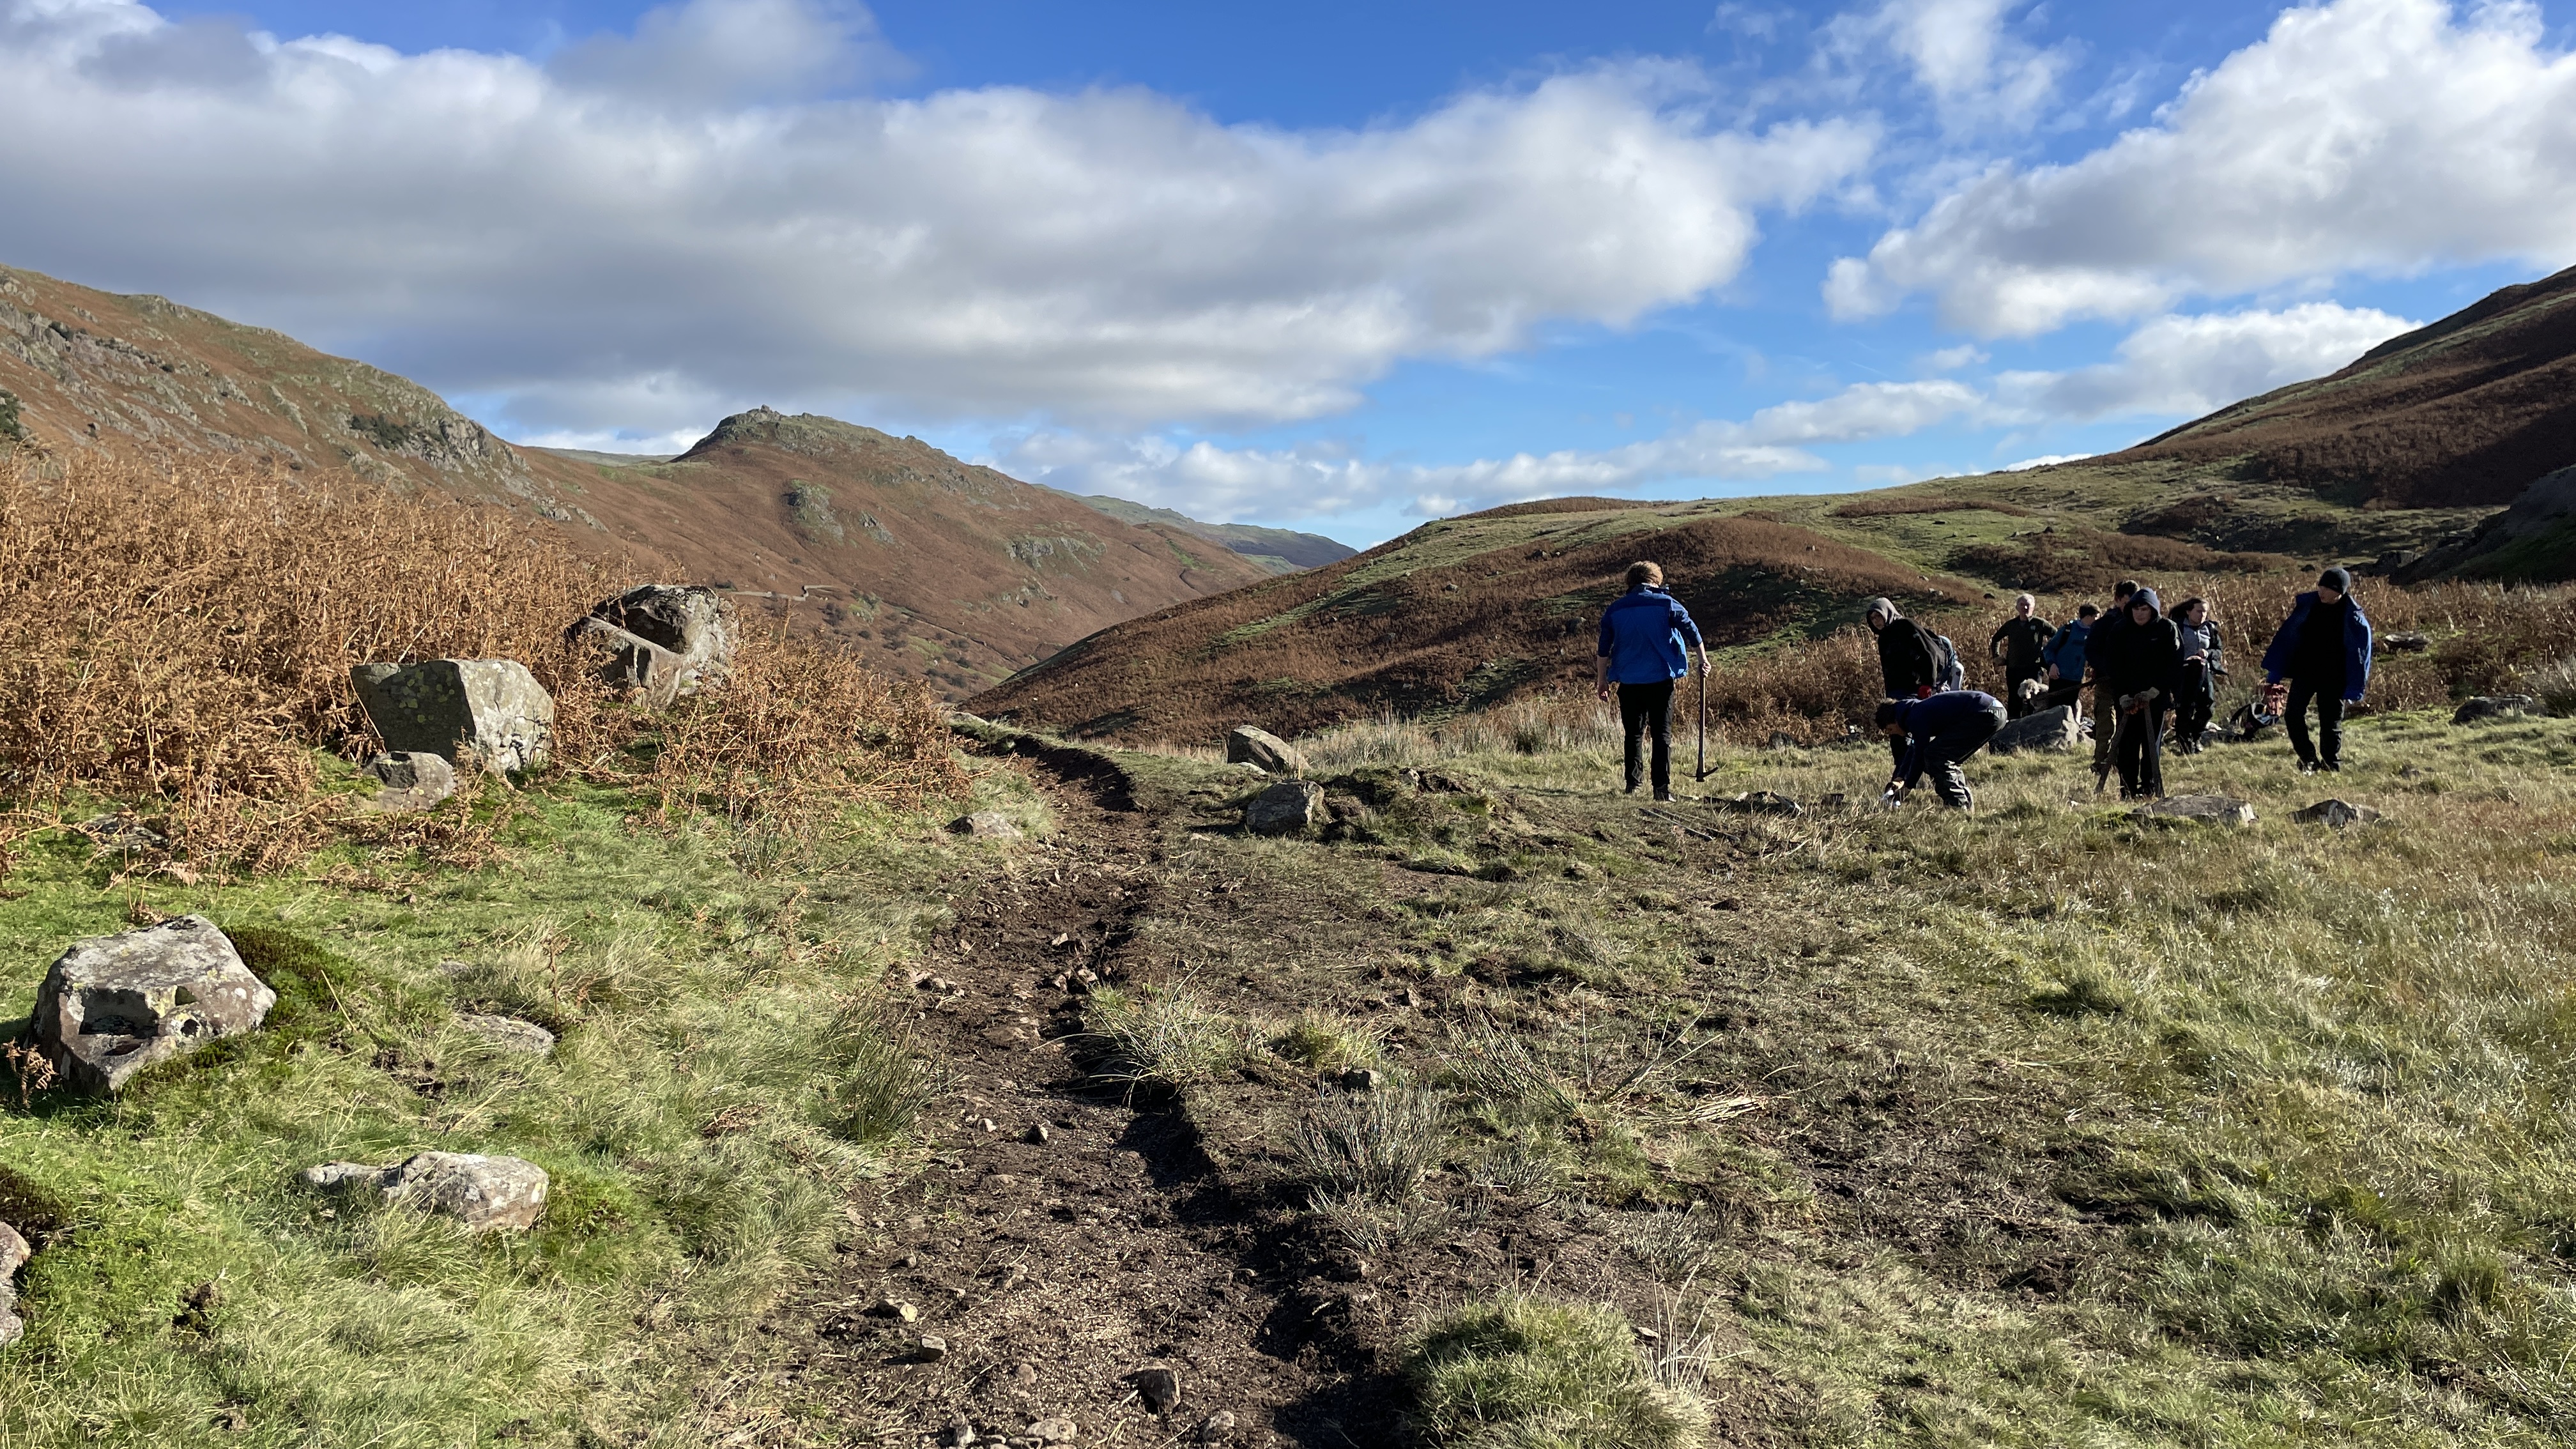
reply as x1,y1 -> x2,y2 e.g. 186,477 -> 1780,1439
4,1 -> 2573,546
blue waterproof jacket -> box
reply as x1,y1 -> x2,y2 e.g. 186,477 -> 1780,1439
1890,690 -> 2004,789
2260,592 -> 2373,702
1597,586 -> 1705,684
2041,619 -> 2091,681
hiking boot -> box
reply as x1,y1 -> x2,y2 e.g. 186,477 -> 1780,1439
2296,760 -> 2319,774
1652,790 -> 1674,803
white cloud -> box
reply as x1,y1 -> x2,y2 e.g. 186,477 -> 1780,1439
1993,302 -> 2415,419
0,0 -> 1875,435
999,378 -> 1986,521
1828,0 -> 2576,334
1825,0 -> 2072,130
2002,452 -> 2092,470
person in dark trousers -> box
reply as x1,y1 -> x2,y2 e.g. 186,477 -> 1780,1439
2096,587 -> 2184,799
2170,597 -> 2224,753
1595,561 -> 1710,801
1864,597 -> 1940,770
1990,593 -> 2055,718
2039,604 -> 2097,711
1878,689 -> 2008,811
2260,567 -> 2373,772
2085,579 -> 2141,771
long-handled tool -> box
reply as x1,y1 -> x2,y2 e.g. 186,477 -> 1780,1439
1694,668 -> 1708,782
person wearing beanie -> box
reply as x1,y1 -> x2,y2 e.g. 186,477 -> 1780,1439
2095,586 -> 2184,798
1989,594 -> 2055,719
1863,597 -> 1941,772
2260,567 -> 2373,772
1876,689 -> 2007,811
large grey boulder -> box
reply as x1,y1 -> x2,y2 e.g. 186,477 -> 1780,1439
300,1151 -> 549,1232
351,659 -> 555,774
1244,781 -> 1324,836
34,916 -> 276,1094
2134,795 -> 2257,827
569,585 -> 735,707
360,751 -> 457,813
1988,705 -> 2082,755
1,1218 -> 26,1348
1227,726 -> 1307,778
2453,695 -> 2540,726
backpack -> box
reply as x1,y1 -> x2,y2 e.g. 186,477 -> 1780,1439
1929,634 -> 1966,692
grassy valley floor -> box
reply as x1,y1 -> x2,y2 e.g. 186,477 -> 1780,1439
6,705 -> 2575,1446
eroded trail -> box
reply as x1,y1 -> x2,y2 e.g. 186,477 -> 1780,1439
770,742 -> 1375,1448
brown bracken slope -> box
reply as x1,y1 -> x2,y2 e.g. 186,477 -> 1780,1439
2106,263 -> 2576,509
967,498 -> 1984,744
0,262 -> 1267,695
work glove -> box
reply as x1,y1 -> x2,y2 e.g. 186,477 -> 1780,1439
1878,786 -> 1904,809
1916,686 -> 1934,699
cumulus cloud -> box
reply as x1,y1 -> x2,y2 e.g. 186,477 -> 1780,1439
1828,0 -> 2576,334
998,378 -> 1987,521
1825,0 -> 2071,129
0,0 -> 1874,435
1993,302 -> 2414,419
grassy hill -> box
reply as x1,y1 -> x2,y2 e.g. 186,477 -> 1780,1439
1066,494 -> 1358,574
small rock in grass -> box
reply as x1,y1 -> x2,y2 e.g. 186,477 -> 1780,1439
360,751 -> 457,813
455,1013 -> 555,1054
953,811 -> 1023,840
1,1218 -> 29,1348
1027,1418 -> 1077,1445
2294,799 -> 2382,827
298,1151 -> 549,1232
2454,694 -> 2540,725
939,1414 -> 976,1446
34,915 -> 276,1094
1338,1068 -> 1384,1092
2133,795 -> 2255,827
871,1298 -> 921,1323
1196,1411 -> 1237,1443
919,1335 -> 949,1361
1721,791 -> 1801,816
2383,631 -> 2431,652
1243,781 -> 1324,836
1027,1123 -> 1051,1145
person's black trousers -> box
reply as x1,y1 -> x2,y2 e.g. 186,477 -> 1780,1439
2116,700 -> 2168,798
1916,702 -> 2007,809
2172,662 -> 2215,751
2286,677 -> 2345,767
1618,680 -> 1676,795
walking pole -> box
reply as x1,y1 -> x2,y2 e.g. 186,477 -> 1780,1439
1694,668 -> 1707,782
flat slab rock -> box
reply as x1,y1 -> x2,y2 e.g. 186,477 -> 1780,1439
2454,694 -> 2542,725
300,1151 -> 549,1232
2134,795 -> 2257,827
455,1013 -> 556,1054
2294,799 -> 2383,827
1721,790 -> 1802,816
34,915 -> 276,1094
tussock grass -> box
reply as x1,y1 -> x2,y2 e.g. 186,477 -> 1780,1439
1080,984 -> 1245,1096
1406,1294 -> 1709,1449
1289,1084 -> 1446,1202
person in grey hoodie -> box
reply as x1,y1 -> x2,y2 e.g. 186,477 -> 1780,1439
2170,597 -> 2223,753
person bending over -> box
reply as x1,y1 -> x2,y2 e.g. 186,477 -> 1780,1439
2260,567 -> 2373,773
1595,561 -> 1709,802
1878,689 -> 2008,812
1862,597 -> 1939,771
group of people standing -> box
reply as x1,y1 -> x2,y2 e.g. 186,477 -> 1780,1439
1594,557 -> 2376,814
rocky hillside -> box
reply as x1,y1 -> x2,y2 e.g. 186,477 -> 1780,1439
0,262 -> 1271,696
2104,263 -> 2576,510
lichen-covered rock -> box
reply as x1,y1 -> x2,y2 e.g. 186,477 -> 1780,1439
1227,726 -> 1307,778
34,916 -> 276,1094
300,1151 -> 549,1232
454,1013 -> 556,1055
360,751 -> 457,813
1988,705 -> 2081,755
351,659 -> 555,774
2294,799 -> 2382,828
1,1218 -> 28,1349
1244,781 -> 1324,836
569,585 -> 735,707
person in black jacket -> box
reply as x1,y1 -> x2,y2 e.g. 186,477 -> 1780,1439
1864,597 -> 1940,770
1878,690 -> 2008,811
2095,586 -> 2183,799
2084,579 -> 2140,770
2260,567 -> 2374,772
2170,597 -> 2223,753
1989,593 -> 2054,718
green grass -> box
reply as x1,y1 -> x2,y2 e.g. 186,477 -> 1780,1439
1406,1294 -> 1708,1448
0,758 -> 1048,1447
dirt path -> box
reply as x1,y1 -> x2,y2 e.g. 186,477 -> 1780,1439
768,742 -> 1378,1449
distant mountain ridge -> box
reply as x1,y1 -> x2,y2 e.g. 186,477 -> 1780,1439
1062,494 -> 1356,573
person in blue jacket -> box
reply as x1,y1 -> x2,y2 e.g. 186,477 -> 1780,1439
2260,567 -> 2373,772
2039,603 -> 2097,709
1595,561 -> 1709,801
1876,689 -> 2009,811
